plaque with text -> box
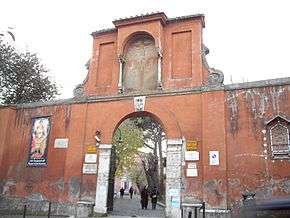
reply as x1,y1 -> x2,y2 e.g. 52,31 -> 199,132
54,138 -> 69,148
186,140 -> 198,151
185,151 -> 199,161
82,164 -> 97,174
85,154 -> 97,163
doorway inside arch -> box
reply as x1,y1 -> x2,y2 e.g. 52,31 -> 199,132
107,114 -> 166,217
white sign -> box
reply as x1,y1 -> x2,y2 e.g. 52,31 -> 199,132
209,151 -> 219,165
187,162 -> 197,169
168,189 -> 179,196
186,168 -> 198,177
82,164 -> 97,174
54,138 -> 69,148
134,96 -> 146,111
85,154 -> 97,163
185,151 -> 199,161
171,196 -> 180,208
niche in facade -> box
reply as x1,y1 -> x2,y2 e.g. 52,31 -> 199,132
266,115 -> 290,159
123,34 -> 158,92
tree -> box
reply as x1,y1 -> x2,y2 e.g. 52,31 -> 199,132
112,120 -> 144,176
134,117 -> 166,196
0,40 -> 59,104
127,161 -> 147,194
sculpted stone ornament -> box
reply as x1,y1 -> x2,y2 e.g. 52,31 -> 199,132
73,84 -> 84,98
207,68 -> 224,86
208,68 -> 224,86
201,44 -> 224,87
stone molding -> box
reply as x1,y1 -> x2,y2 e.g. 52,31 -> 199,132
1,77 -> 289,109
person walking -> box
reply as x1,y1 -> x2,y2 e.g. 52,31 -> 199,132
120,187 -> 125,198
129,186 -> 134,199
140,186 -> 149,209
150,186 -> 158,209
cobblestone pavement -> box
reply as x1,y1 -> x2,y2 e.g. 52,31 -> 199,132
108,195 -> 165,218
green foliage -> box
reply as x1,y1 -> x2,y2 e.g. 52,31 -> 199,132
127,163 -> 147,193
112,120 -> 144,176
0,40 -> 59,104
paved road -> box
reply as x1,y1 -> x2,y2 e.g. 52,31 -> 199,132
0,195 -> 164,218
108,195 -> 165,218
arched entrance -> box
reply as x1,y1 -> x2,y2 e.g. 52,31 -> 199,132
94,111 -> 183,218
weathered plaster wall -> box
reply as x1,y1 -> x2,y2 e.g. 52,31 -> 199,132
0,93 -> 203,205
0,82 -> 289,212
226,85 -> 290,209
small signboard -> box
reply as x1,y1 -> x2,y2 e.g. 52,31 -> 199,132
187,162 -> 197,169
85,154 -> 97,163
54,138 -> 69,148
82,163 -> 97,174
87,145 -> 97,153
186,140 -> 198,151
171,196 -> 180,208
209,151 -> 219,165
186,168 -> 198,177
185,151 -> 199,161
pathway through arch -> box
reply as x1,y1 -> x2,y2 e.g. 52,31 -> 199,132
108,194 -> 164,217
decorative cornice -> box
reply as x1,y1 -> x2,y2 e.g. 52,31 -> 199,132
91,12 -> 205,37
113,12 -> 167,27
1,77 -> 289,110
167,14 -> 205,27
91,28 -> 116,37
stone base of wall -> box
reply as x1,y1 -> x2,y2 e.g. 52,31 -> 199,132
181,209 -> 231,218
0,196 -> 94,217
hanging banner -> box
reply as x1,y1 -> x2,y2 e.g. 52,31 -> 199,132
134,96 -> 146,111
27,117 -> 51,167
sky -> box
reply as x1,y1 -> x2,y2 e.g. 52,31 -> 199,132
1,0 -> 289,98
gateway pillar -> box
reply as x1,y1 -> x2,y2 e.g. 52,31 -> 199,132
94,144 -> 112,214
166,139 -> 183,218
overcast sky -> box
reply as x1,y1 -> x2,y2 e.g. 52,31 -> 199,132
1,0 -> 289,98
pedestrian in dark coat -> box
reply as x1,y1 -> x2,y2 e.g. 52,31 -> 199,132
140,186 -> 149,209
150,187 -> 158,209
129,186 -> 134,199
120,187 -> 125,198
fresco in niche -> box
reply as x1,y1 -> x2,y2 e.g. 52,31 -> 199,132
123,34 -> 158,92
27,117 -> 51,167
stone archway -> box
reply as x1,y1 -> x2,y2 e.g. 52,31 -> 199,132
94,111 -> 183,218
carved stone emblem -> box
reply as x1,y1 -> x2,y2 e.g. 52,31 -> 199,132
208,68 -> 224,86
134,96 -> 146,111
73,84 -> 84,98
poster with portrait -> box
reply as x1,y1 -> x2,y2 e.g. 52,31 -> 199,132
27,117 -> 51,167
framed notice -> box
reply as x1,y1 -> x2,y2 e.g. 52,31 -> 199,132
85,154 -> 97,163
185,151 -> 199,161
186,168 -> 198,177
82,164 -> 97,174
27,117 -> 51,167
54,138 -> 69,148
209,151 -> 219,165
